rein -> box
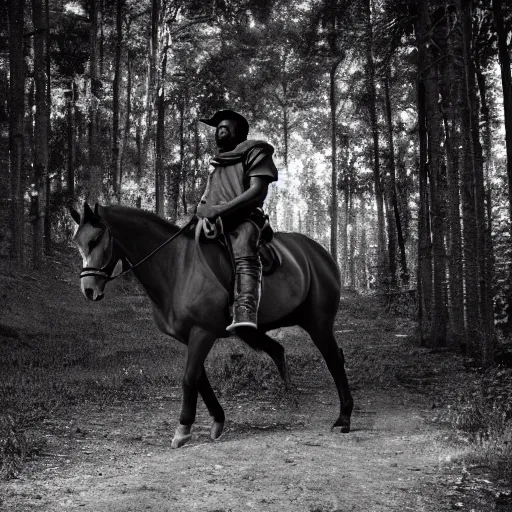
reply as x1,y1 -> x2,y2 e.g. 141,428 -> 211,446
80,216 -> 197,282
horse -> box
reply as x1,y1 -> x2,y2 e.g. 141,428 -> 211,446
70,202 -> 353,448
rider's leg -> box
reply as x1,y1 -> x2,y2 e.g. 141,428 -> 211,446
226,220 -> 262,331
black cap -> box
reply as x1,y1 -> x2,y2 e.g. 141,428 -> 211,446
200,109 -> 249,138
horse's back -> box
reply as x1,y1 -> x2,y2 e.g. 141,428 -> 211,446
259,232 -> 340,324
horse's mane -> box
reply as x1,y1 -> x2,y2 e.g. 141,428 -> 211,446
102,205 -> 195,239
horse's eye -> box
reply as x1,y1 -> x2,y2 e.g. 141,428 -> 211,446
88,232 -> 104,252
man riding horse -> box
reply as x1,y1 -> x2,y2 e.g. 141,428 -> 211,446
71,109 -> 353,448
196,109 -> 278,332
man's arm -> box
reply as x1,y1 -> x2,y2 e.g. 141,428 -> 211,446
196,176 -> 269,220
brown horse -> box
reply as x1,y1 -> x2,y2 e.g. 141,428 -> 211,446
71,202 -> 353,448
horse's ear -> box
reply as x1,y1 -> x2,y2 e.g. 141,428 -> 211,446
94,202 -> 107,222
69,207 -> 80,225
83,202 -> 102,226
83,202 -> 94,221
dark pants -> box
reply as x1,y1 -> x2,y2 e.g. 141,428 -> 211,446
229,220 -> 260,258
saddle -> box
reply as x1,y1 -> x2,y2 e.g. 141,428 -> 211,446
199,213 -> 281,277
259,242 -> 281,276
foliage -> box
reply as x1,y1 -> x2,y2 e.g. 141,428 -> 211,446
0,415 -> 28,480
453,363 -> 512,485
3,0 -> 512,489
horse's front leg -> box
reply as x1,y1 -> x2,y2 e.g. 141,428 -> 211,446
172,327 -> 217,449
198,365 -> 225,440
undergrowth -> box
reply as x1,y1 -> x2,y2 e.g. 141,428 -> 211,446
206,339 -> 284,395
206,334 -> 318,396
3,246 -> 511,495
0,415 -> 28,480
452,364 -> 512,486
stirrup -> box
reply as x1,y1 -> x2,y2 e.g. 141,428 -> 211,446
226,302 -> 259,331
226,320 -> 257,331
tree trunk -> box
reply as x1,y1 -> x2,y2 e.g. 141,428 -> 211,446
155,17 -> 169,218
365,0 -> 386,285
8,0 -> 25,264
190,118 -> 201,204
396,146 -> 411,242
455,0 -> 480,357
87,0 -> 102,203
466,4 -> 493,363
26,80 -> 34,188
415,1 -> 433,344
142,0 -> 159,202
418,0 -> 448,347
44,0 -> 51,253
493,0 -> 512,341
155,79 -> 166,218
476,60 -> 496,355
167,101 -> 183,221
384,74 -> 409,286
110,0 -> 123,200
340,180 -> 349,286
385,193 -> 397,289
282,83 -> 289,176
31,0 -> 49,268
66,81 -> 76,199
348,184 -> 356,288
359,199 -> 368,289
120,49 -> 133,197
135,120 -> 142,187
135,120 -> 142,207
442,7 -> 465,348
329,61 -> 340,262
0,68 -> 9,257
99,0 -> 104,76
180,90 -> 190,217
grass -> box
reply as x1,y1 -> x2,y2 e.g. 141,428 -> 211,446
2,244 -> 512,495
0,415 -> 28,480
206,338 -> 285,395
0,251 -> 385,478
451,365 -> 512,485
0,245 -> 186,478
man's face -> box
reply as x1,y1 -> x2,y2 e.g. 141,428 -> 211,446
215,119 -> 240,151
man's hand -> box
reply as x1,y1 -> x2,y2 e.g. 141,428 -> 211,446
196,203 -> 223,220
196,177 -> 269,220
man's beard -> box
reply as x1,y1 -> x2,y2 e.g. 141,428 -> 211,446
216,129 -> 238,152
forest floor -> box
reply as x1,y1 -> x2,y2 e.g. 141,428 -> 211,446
0,244 -> 511,511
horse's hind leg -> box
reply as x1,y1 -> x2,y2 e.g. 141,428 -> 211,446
235,326 -> 290,387
198,365 -> 225,441
301,319 -> 353,433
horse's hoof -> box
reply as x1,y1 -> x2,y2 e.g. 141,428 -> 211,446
331,417 -> 351,433
210,421 -> 225,441
171,433 -> 192,448
171,424 -> 192,448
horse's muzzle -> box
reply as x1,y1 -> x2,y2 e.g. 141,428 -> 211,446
83,287 -> 104,301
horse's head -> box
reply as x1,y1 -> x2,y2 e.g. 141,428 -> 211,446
70,202 -> 119,301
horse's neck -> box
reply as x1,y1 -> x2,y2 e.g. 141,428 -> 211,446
108,213 -> 231,320
108,214 -> 186,295
120,225 -> 170,262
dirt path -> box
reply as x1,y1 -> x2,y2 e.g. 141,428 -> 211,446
3,378 -> 470,511
0,264 -> 502,512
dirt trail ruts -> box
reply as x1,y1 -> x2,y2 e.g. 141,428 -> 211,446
3,381 -> 470,512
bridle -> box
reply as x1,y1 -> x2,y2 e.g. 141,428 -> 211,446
79,216 -> 197,282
